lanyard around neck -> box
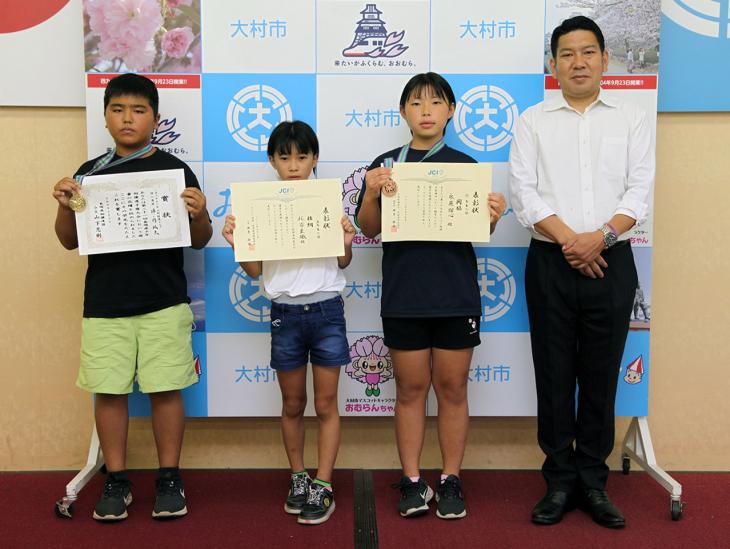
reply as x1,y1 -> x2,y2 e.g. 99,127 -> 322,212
75,143 -> 154,183
383,138 -> 445,168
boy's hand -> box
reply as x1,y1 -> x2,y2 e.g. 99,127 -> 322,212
222,214 -> 236,248
364,167 -> 391,199
341,215 -> 356,247
181,187 -> 207,220
488,192 -> 506,225
52,177 -> 81,210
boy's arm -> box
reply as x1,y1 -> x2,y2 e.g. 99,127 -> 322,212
52,177 -> 80,250
182,187 -> 213,249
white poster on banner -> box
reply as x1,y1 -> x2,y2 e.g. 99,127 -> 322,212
0,0 -> 84,106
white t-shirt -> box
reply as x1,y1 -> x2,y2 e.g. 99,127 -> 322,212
262,257 -> 346,300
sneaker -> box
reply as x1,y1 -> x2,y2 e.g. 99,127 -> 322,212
392,476 -> 433,517
284,472 -> 311,514
93,473 -> 133,521
152,471 -> 187,519
435,475 -> 466,519
297,483 -> 336,525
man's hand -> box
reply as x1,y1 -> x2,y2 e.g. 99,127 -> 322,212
562,230 -> 605,268
578,256 -> 608,279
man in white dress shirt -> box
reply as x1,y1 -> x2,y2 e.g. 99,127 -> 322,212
509,16 -> 653,529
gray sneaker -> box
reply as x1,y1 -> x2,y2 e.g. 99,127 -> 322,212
93,473 -> 133,521
152,472 -> 187,519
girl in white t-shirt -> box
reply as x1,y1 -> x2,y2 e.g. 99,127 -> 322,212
222,121 -> 355,526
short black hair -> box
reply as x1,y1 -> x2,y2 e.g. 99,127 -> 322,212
399,72 -> 456,109
550,16 -> 605,59
104,73 -> 159,116
267,121 -> 319,158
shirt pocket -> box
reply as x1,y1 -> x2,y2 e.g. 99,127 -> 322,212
599,137 -> 628,178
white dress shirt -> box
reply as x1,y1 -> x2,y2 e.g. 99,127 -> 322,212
508,89 -> 654,242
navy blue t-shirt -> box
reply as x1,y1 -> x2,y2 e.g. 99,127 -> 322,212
355,144 -> 482,318
74,149 -> 199,318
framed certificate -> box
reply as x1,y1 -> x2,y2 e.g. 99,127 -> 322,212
231,178 -> 345,262
75,169 -> 191,255
381,162 -> 492,243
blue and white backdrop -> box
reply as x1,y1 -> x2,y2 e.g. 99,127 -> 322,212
82,1 -> 659,417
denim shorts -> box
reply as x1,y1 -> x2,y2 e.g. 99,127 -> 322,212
270,296 -> 350,371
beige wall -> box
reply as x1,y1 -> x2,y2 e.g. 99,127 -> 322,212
1,107 -> 728,472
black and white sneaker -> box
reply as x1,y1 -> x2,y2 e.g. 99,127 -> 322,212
284,472 -> 311,514
297,483 -> 336,525
435,475 -> 466,519
393,476 -> 433,517
93,473 -> 133,521
152,471 -> 187,519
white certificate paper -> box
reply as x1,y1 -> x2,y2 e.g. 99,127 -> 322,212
75,169 -> 191,255
382,162 -> 492,243
230,178 -> 345,262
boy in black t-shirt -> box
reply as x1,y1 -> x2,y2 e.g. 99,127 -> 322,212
52,74 -> 212,521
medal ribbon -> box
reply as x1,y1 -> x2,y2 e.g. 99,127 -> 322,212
383,138 -> 446,168
75,143 -> 154,183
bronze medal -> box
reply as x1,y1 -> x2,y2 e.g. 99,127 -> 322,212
382,179 -> 398,198
68,192 -> 87,213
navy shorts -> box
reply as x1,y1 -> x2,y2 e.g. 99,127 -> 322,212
382,316 -> 481,351
270,296 -> 350,371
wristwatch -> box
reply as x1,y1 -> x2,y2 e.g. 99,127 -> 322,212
599,223 -> 618,248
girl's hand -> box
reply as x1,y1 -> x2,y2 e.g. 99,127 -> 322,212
222,214 -> 236,248
364,167 -> 392,199
488,192 -> 507,224
341,215 -> 356,247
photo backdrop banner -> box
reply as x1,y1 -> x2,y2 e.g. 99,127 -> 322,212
81,0 -> 658,417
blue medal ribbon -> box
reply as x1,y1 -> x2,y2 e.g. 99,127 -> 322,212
75,143 -> 154,183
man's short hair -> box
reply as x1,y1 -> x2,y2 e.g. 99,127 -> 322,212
550,16 -> 605,59
103,73 -> 159,116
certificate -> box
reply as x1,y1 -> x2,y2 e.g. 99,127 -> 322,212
381,162 -> 492,243
231,179 -> 345,262
75,169 -> 191,255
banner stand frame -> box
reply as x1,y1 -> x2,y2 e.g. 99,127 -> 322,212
621,416 -> 683,520
54,424 -> 103,519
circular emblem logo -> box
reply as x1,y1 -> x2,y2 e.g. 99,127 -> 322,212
454,85 -> 519,152
663,0 -> 730,39
478,258 -> 517,322
228,267 -> 271,322
227,84 -> 292,152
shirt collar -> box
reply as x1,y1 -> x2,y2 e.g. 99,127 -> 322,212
543,88 -> 618,112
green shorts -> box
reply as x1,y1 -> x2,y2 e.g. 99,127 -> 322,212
77,303 -> 198,394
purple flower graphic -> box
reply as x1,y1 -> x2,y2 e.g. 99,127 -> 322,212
342,166 -> 367,220
346,336 -> 393,397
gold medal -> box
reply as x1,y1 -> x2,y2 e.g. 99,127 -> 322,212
382,179 -> 398,198
68,192 -> 87,212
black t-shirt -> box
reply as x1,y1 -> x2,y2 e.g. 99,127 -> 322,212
355,144 -> 482,318
74,149 -> 199,318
